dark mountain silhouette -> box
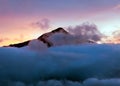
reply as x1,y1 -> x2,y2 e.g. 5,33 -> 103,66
9,40 -> 30,48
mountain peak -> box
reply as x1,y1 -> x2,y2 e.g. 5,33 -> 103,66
38,27 -> 68,47
38,27 -> 68,39
51,27 -> 68,34
7,27 -> 96,48
7,28 -> 68,48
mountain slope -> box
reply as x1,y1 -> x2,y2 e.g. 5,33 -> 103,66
7,27 -> 96,48
8,27 -> 69,48
38,27 -> 69,47
9,40 -> 30,48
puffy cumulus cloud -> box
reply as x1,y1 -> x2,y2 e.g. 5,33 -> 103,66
42,32 -> 94,47
31,18 -> 50,30
67,23 -> 103,42
1,44 -> 120,85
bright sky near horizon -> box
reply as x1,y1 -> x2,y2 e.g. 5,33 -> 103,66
0,0 -> 120,46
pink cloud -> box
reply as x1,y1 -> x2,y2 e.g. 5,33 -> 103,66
31,18 -> 50,30
113,4 -> 120,10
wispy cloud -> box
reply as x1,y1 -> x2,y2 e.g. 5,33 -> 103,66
31,18 -> 50,30
113,4 -> 120,10
0,37 -> 10,43
101,28 -> 120,44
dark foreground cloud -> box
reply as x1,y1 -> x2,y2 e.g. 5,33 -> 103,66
67,23 -> 103,42
0,44 -> 120,85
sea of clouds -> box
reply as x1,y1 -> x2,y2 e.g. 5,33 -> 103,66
1,44 -> 120,86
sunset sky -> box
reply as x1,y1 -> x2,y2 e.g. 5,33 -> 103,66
0,0 -> 120,46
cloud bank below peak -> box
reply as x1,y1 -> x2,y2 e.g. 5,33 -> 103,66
1,44 -> 120,85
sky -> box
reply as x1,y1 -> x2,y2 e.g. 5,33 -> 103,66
0,0 -> 120,46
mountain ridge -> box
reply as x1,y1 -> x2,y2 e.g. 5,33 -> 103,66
8,27 -> 68,48
7,27 -> 95,48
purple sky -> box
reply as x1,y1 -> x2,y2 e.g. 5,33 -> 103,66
0,0 -> 120,45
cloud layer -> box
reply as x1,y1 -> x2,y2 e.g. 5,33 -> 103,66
1,44 -> 120,85
3,79 -> 120,86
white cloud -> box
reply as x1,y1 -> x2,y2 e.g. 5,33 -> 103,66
66,22 -> 103,42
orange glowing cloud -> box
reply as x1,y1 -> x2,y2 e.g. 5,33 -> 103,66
101,29 -> 120,44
